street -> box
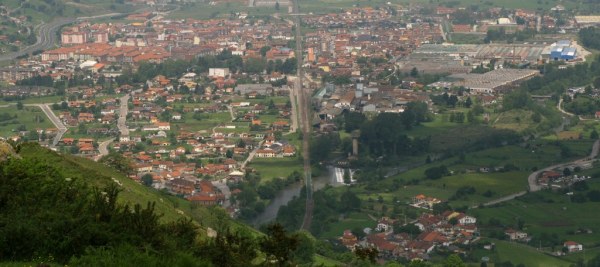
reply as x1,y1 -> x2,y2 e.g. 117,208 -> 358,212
118,94 -> 130,138
212,179 -> 231,208
97,138 -> 115,159
24,103 -> 67,147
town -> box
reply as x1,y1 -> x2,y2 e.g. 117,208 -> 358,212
3,0 -> 600,265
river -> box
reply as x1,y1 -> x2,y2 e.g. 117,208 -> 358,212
251,166 -> 349,227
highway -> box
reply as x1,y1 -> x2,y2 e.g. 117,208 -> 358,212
0,7 -> 157,63
0,18 -> 74,62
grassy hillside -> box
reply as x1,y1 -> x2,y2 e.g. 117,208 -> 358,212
16,142 -> 233,228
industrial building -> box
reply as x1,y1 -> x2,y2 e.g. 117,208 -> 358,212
548,40 -> 577,61
447,68 -> 539,94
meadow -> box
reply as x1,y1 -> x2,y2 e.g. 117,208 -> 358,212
0,106 -> 54,137
471,178 -> 600,248
248,157 -> 304,183
472,239 -> 572,267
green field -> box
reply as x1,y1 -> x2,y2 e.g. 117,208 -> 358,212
449,33 -> 485,44
319,212 -> 374,239
175,112 -> 233,132
0,106 -> 54,137
248,157 -> 303,182
0,96 -> 65,105
313,254 -> 344,267
472,239 -> 571,267
471,178 -> 600,248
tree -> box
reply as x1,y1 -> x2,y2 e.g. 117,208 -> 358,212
591,129 -> 599,139
444,254 -> 466,267
226,149 -> 233,158
432,202 -> 451,215
343,169 -> 351,184
425,165 -> 448,180
260,223 -> 299,265
99,152 -> 133,174
410,67 -> 419,77
293,231 -> 315,264
275,1 -> 280,10
465,97 -> 472,108
393,223 -> 421,235
354,246 -> 378,263
340,190 -> 361,212
16,101 -> 23,110
141,173 -> 153,186
587,190 -> 600,202
260,46 -> 271,57
532,112 -> 542,123
563,167 -> 572,176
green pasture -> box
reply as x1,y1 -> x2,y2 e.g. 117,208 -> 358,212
248,157 -> 303,183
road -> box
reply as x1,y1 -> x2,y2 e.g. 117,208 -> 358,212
439,21 -> 448,42
25,104 -> 67,147
286,82 -> 299,134
0,8 -> 155,63
98,138 -> 114,158
213,179 -> 231,208
474,139 -> 600,208
0,18 -> 74,62
557,97 -> 596,121
241,140 -> 265,169
118,94 -> 130,138
528,139 -> 600,192
227,105 -> 236,121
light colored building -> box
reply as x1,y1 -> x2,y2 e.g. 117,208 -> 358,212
209,68 -> 230,78
61,32 -> 87,45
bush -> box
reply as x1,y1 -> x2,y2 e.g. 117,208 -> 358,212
425,165 -> 449,180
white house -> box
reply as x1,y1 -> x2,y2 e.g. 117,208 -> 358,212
505,229 -> 528,241
458,215 -> 477,225
375,217 -> 395,232
564,241 -> 583,252
209,68 -> 230,78
156,122 -> 171,131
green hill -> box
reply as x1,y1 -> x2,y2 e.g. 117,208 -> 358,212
0,142 -> 322,266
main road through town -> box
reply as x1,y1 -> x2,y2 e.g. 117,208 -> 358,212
118,94 -> 130,138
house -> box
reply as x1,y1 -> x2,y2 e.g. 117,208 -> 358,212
282,145 -> 296,157
78,112 -> 95,123
595,111 -> 600,119
564,241 -> 583,252
456,214 -> 477,225
61,138 -> 75,145
340,230 -> 359,250
376,217 -> 396,232
505,229 -> 528,241
156,122 -> 171,131
256,148 -> 277,158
